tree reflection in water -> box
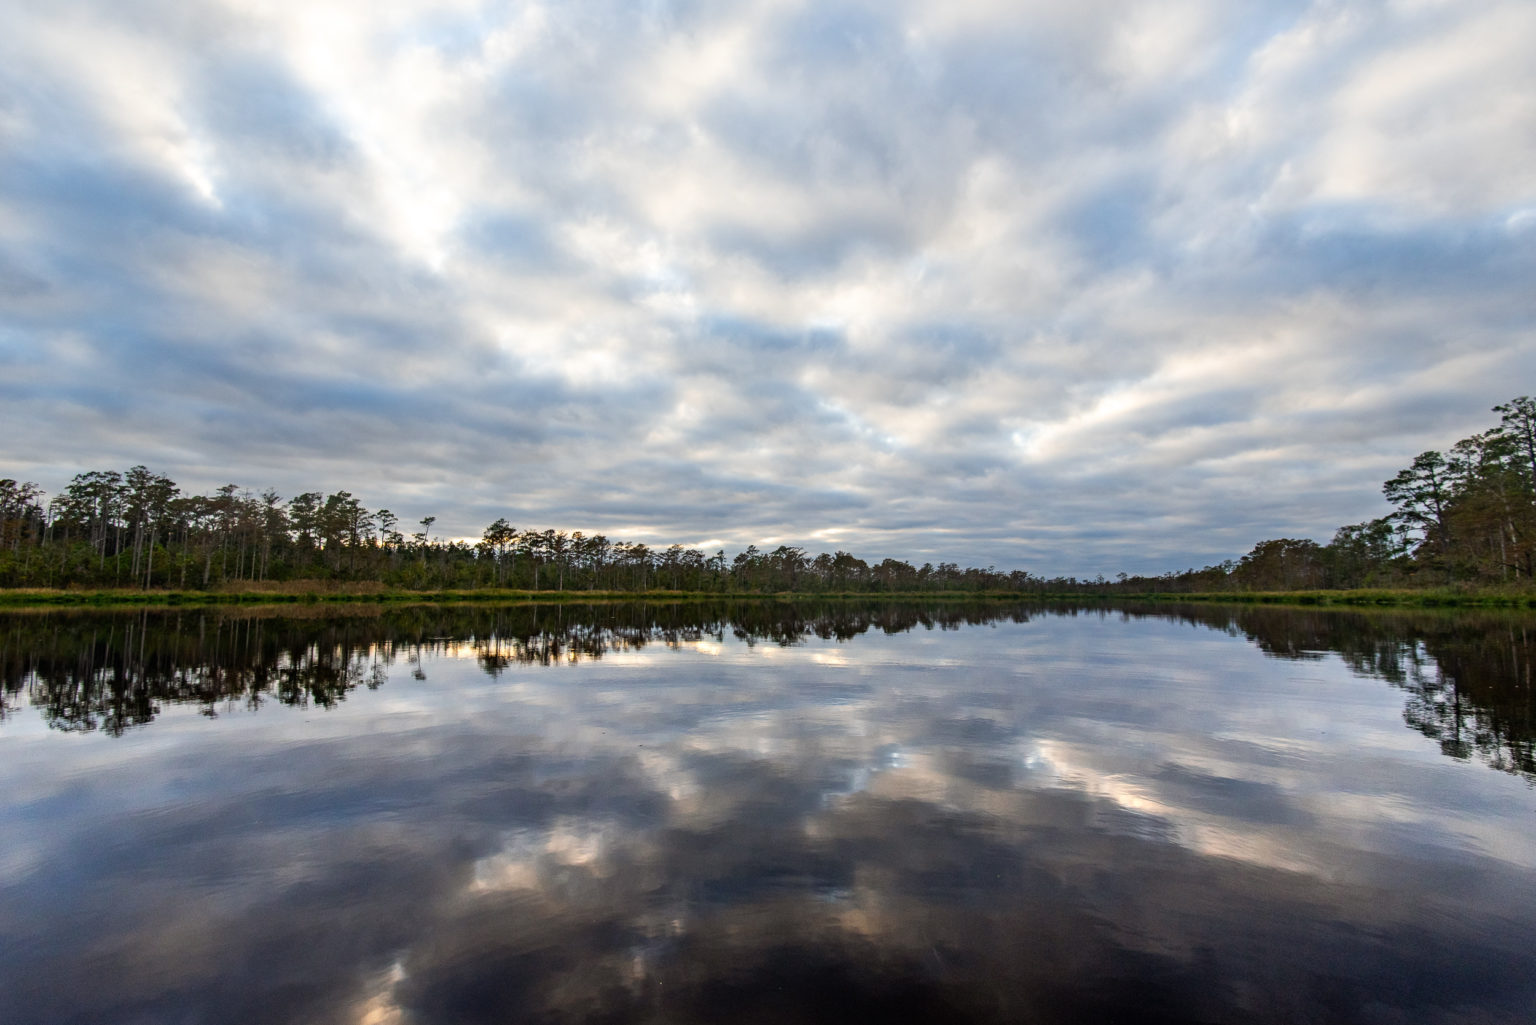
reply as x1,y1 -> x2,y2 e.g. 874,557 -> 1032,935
1,601 -> 1533,780
1126,604 -> 1536,782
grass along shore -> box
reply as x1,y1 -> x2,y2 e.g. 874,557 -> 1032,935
2,584 -> 1535,609
1106,588 -> 1536,608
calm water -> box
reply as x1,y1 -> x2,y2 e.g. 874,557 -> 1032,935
1,601 -> 1534,1025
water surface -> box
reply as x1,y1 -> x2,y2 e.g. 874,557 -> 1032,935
2,601 -> 1533,1024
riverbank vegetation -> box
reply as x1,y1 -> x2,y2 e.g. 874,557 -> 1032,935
1107,396 -> 1536,594
3,397 -> 1534,600
3,587 -> 1534,611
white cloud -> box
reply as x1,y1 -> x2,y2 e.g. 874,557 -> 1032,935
1,0 -> 1533,573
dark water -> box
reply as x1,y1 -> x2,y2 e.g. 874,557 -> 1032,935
1,601 -> 1534,1025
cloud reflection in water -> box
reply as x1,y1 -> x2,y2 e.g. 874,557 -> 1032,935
0,602 -> 1534,1024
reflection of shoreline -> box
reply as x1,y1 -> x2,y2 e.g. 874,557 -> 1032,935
1127,604 -> 1536,783
0,601 -> 1043,735
2,602 -> 1533,783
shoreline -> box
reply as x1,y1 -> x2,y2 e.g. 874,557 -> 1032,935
2,587 -> 1534,610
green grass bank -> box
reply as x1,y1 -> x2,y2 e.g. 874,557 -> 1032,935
2,585 -> 1535,610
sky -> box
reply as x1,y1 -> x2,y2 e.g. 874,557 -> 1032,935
1,0 -> 1533,576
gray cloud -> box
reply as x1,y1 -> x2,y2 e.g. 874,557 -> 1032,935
2,0 -> 1534,574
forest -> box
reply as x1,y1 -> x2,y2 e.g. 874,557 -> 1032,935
1,397 -> 1533,595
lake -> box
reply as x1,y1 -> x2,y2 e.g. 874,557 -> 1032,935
1,600 -> 1533,1024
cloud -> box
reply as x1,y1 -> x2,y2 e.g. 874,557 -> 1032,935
1,0 -> 1533,573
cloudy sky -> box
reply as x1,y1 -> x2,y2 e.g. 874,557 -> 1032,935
2,0 -> 1533,574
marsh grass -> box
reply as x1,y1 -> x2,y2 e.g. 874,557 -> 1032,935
2,585 -> 1534,610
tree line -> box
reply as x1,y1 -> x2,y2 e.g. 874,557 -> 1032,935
1112,396 -> 1536,593
0,471 -> 1034,592
3,396 -> 1533,594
